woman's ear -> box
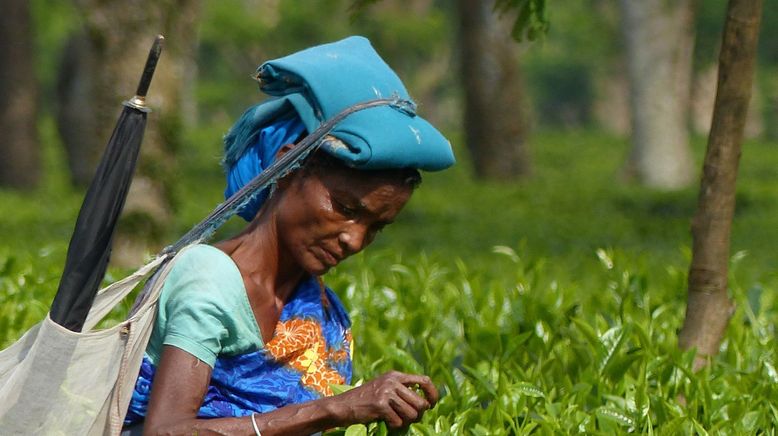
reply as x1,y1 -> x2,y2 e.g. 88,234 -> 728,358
274,144 -> 298,190
275,143 -> 294,160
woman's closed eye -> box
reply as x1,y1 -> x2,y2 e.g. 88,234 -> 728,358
334,199 -> 359,218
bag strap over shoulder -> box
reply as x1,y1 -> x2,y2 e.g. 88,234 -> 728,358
81,255 -> 169,332
82,245 -> 201,332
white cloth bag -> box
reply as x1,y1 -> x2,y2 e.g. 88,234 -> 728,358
0,251 -> 178,436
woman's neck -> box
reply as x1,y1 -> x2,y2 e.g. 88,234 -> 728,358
215,210 -> 305,305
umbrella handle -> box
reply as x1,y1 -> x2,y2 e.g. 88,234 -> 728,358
124,34 -> 165,112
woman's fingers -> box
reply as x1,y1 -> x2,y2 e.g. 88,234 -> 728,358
396,373 -> 439,406
396,384 -> 430,415
387,395 -> 422,427
379,399 -> 405,429
334,371 -> 438,427
379,372 -> 438,427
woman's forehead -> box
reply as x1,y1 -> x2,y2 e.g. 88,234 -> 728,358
319,166 -> 412,194
314,168 -> 413,213
330,184 -> 412,222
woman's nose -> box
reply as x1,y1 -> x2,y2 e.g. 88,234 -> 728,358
339,223 -> 370,254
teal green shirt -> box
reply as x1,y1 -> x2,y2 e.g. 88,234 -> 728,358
146,244 -> 263,368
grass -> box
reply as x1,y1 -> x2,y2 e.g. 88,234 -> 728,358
1,122 -> 777,433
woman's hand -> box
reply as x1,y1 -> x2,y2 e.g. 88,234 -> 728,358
326,371 -> 439,429
144,346 -> 438,435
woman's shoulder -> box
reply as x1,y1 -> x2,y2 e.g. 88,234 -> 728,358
171,243 -> 237,272
168,243 -> 241,278
149,244 -> 259,365
161,244 -> 245,304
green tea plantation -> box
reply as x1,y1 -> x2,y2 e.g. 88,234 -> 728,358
1,129 -> 776,434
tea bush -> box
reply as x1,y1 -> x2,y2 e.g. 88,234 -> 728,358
326,245 -> 777,434
1,129 -> 777,433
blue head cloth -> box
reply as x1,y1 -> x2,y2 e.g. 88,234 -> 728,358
224,114 -> 306,221
223,36 -> 455,221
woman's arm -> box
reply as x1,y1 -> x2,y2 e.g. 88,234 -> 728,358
143,345 -> 438,436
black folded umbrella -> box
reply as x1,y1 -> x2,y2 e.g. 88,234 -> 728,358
49,35 -> 164,332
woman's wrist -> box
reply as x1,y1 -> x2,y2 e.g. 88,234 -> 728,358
318,395 -> 350,427
252,396 -> 346,436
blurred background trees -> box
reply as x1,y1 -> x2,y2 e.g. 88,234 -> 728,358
457,0 -> 530,179
0,0 -> 40,189
618,0 -> 695,189
1,2 -> 776,427
4,0 -> 777,256
58,0 -> 201,265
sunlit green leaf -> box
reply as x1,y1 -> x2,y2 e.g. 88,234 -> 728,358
690,418 -> 709,436
513,382 -> 545,398
596,406 -> 635,428
344,424 -> 367,436
330,384 -> 355,395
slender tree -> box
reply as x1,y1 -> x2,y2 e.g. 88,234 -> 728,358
679,0 -> 763,369
457,0 -> 530,179
0,0 -> 40,189
618,0 -> 696,189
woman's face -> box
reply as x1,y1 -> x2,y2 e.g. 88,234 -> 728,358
275,165 -> 413,275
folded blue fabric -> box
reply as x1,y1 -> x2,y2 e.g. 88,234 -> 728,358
222,36 -> 455,220
224,113 -> 306,221
243,35 -> 455,172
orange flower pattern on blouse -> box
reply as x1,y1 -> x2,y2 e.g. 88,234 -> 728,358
265,318 -> 352,396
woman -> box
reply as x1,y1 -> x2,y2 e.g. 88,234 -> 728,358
124,36 -> 455,435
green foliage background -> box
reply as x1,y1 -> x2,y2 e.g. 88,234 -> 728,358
2,0 -> 778,433
3,128 -> 777,433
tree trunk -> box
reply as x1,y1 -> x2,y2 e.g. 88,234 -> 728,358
457,0 -> 530,180
679,0 -> 763,370
619,0 -> 695,189
0,0 -> 40,189
56,32 -> 101,186
62,0 -> 201,266
691,64 -> 764,139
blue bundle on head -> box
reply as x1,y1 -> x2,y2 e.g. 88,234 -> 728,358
223,113 -> 306,221
223,36 -> 455,221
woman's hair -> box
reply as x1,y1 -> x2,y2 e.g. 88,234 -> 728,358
304,147 -> 422,190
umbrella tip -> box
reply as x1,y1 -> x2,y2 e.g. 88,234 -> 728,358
150,35 -> 165,58
130,35 -> 166,103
